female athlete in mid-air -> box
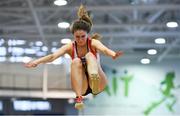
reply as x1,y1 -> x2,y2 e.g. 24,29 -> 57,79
25,5 -> 123,110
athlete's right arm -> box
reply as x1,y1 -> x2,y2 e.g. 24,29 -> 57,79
25,43 -> 71,68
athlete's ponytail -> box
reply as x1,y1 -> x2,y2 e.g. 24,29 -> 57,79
70,5 -> 103,41
70,4 -> 92,33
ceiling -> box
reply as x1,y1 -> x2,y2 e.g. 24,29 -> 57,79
0,0 -> 180,65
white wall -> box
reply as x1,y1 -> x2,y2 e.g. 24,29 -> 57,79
0,62 -> 75,98
0,62 -> 68,90
80,61 -> 180,116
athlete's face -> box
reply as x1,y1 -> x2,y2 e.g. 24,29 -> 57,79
74,30 -> 88,46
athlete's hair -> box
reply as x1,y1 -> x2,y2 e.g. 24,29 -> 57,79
70,5 -> 102,40
70,5 -> 92,34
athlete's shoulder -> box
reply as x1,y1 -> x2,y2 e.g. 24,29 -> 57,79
91,38 -> 102,46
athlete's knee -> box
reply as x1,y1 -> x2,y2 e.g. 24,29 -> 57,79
71,58 -> 82,68
85,52 -> 96,59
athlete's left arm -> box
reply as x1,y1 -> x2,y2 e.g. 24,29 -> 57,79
91,39 -> 123,59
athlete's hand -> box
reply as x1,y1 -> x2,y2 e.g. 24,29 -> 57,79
112,51 -> 124,60
24,60 -> 38,68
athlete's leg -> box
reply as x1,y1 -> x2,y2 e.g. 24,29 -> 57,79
85,52 -> 100,94
85,52 -> 108,94
71,58 -> 89,109
71,58 -> 88,96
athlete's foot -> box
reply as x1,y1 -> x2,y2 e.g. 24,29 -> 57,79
75,96 -> 84,110
90,74 -> 99,94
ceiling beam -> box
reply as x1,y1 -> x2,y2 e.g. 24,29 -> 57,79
111,44 -> 180,49
101,54 -> 180,59
0,12 -> 31,19
2,31 -> 180,39
1,4 -> 180,11
0,24 -> 174,30
139,10 -> 164,31
26,0 -> 48,49
0,0 -> 21,5
157,38 -> 180,62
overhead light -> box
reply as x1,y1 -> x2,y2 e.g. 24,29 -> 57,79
23,56 -> 32,63
0,39 -> 5,46
16,40 -> 26,45
24,48 -> 36,54
8,40 -> 15,46
35,41 -> 43,46
9,57 -> 16,62
9,57 -> 25,63
11,47 -> 24,56
166,21 -> 178,28
31,46 -> 41,51
61,38 -> 71,44
51,47 -> 58,52
0,47 -> 6,56
36,51 -> 46,56
58,22 -> 70,29
141,58 -> 150,64
8,47 -> 12,53
155,38 -> 166,44
42,46 -> 48,52
54,0 -> 67,6
0,57 -> 6,62
8,40 -> 26,46
14,57 -> 24,62
147,49 -> 157,55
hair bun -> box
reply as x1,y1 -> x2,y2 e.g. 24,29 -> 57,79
77,4 -> 93,27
